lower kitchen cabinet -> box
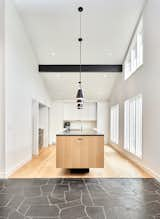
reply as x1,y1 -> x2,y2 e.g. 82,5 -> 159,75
56,136 -> 104,168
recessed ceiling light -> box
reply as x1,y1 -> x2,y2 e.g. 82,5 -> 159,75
51,52 -> 56,56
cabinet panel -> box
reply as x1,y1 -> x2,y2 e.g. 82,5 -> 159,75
56,136 -> 104,168
89,103 -> 97,120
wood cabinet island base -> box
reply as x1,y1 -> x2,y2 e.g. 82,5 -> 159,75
56,131 -> 104,169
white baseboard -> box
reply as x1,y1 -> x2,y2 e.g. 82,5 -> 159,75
109,143 -> 160,181
5,155 -> 32,178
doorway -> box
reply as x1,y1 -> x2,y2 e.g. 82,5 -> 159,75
32,99 -> 50,156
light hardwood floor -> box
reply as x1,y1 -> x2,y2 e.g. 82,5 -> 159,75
10,145 -> 151,178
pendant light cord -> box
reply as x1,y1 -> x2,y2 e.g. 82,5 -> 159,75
79,9 -> 82,88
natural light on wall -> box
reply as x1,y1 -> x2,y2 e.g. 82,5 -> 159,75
110,104 -> 119,144
124,18 -> 143,80
124,95 -> 142,158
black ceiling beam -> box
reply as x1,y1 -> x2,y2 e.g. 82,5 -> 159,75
39,65 -> 122,73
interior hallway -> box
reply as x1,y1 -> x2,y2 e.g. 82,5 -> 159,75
10,145 -> 151,178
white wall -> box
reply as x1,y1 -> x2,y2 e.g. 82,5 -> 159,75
5,0 -> 51,176
49,102 -> 64,144
97,102 -> 109,144
109,0 -> 160,177
50,101 -> 109,144
0,0 -> 6,178
39,106 -> 49,147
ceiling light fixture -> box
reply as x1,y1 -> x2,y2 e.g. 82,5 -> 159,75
76,6 -> 84,109
51,52 -> 56,56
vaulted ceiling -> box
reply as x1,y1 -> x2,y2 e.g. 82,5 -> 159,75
13,0 -> 145,100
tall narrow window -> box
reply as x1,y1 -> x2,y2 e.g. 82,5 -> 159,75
131,43 -> 137,73
124,95 -> 142,158
124,18 -> 143,80
137,30 -> 143,67
110,104 -> 119,144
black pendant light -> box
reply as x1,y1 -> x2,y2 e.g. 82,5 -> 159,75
77,99 -> 83,103
76,7 -> 84,109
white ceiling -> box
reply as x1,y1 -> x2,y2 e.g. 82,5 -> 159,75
14,0 -> 145,65
41,73 -> 121,101
13,0 -> 145,101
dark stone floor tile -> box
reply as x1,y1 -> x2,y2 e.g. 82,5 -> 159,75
105,206 -> 156,219
84,179 -> 99,184
80,217 -> 90,219
8,211 -> 25,219
41,184 -> 54,195
65,191 -> 81,201
115,196 -> 143,209
1,186 -> 24,195
24,197 -> 49,206
5,179 -> 48,187
32,218 -> 60,219
61,205 -> 86,219
18,202 -> 30,215
93,197 -> 111,207
18,197 -> 49,216
86,206 -> 105,219
87,184 -> 111,201
58,199 -> 81,209
51,184 -> 69,200
82,191 -> 93,206
63,178 -> 83,184
0,188 -> 4,193
48,194 -> 65,204
0,180 -> 5,188
0,178 -> 160,218
54,184 -> 69,193
70,182 -> 86,191
129,209 -> 155,219
26,206 -> 59,217
143,201 -> 160,216
0,194 -> 12,207
24,187 -> 41,197
0,207 -> 11,217
7,195 -> 24,209
105,207 -> 133,219
48,179 -> 63,185
136,191 -> 160,203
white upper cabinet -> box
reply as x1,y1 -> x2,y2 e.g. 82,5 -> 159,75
64,103 -> 76,120
89,102 -> 97,120
63,102 -> 97,121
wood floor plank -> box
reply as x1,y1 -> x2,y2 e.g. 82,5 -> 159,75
10,145 -> 151,178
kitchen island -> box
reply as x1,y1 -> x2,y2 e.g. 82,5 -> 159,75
56,130 -> 104,169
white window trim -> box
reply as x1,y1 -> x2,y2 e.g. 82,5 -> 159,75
124,94 -> 143,159
124,18 -> 143,80
110,104 -> 119,145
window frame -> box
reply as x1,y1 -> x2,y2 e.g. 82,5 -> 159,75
110,104 -> 119,145
124,94 -> 143,159
124,18 -> 143,80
